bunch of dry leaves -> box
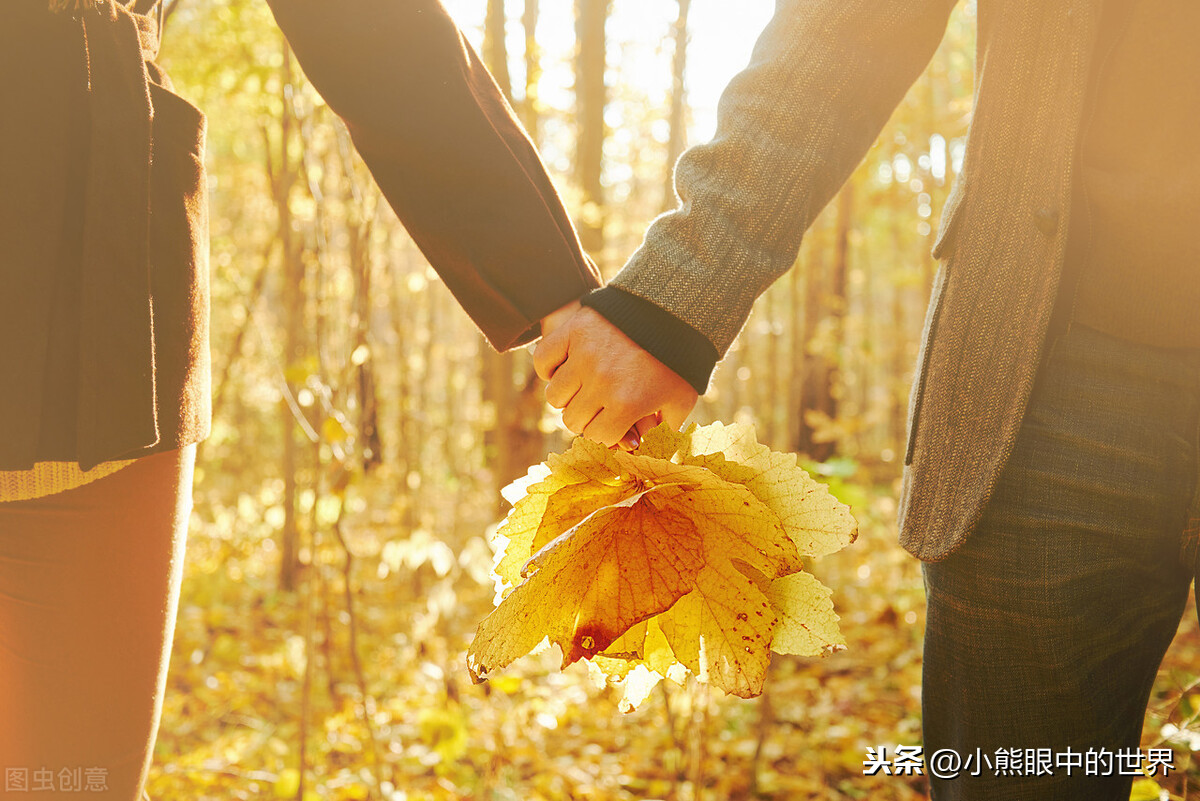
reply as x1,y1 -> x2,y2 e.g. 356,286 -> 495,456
468,422 -> 858,710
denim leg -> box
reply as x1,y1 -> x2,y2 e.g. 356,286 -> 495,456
922,325 -> 1198,801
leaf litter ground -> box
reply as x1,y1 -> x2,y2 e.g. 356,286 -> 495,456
148,456 -> 1200,800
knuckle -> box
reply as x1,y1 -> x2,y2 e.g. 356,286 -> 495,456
588,427 -> 615,447
544,385 -> 567,409
613,387 -> 643,411
532,353 -> 554,381
561,409 -> 585,434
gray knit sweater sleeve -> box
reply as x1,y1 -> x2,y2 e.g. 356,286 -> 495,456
587,0 -> 958,391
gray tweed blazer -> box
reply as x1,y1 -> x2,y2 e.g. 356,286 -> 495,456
607,0 -> 1104,561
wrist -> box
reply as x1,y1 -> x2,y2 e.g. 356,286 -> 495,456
580,288 -> 718,394
540,299 -> 582,339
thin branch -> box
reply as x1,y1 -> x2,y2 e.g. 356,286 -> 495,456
209,237 -> 277,426
333,495 -> 386,797
160,0 -> 183,34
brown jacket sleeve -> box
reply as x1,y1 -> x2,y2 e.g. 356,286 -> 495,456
264,0 -> 600,350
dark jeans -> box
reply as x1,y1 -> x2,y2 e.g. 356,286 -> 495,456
922,323 -> 1200,800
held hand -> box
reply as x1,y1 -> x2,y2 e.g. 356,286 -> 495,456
539,299 -> 581,339
533,306 -> 698,449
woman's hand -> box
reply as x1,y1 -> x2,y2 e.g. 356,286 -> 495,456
534,306 -> 697,450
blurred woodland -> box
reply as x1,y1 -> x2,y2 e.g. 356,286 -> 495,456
148,0 -> 1200,798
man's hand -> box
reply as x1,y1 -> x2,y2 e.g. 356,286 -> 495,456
533,306 -> 698,449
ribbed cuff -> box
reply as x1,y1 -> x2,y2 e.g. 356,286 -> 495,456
581,287 -> 719,394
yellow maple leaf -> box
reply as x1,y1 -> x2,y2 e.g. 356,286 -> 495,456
467,422 -> 857,706
766,571 -> 846,656
638,421 -> 858,558
492,439 -> 642,587
471,484 -> 707,670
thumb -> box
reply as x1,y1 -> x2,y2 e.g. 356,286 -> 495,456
660,392 -> 698,432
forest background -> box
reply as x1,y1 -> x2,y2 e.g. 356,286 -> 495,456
148,0 -> 1200,798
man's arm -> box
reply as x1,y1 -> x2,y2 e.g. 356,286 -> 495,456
263,0 -> 600,350
537,0 -> 958,446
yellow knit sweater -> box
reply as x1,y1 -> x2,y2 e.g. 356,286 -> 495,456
0,460 -> 135,503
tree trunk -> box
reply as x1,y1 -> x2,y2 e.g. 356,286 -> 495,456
796,231 -> 827,460
788,251 -> 805,451
277,39 -> 302,592
574,0 -> 610,261
484,0 -> 512,101
889,216 -> 909,459
350,210 -> 382,472
389,243 -> 419,528
521,0 -> 541,144
796,181 -> 852,461
662,0 -> 691,213
480,0 -> 546,512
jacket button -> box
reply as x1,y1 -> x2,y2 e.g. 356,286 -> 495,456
1034,207 -> 1059,237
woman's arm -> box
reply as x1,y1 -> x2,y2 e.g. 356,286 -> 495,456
264,0 -> 600,350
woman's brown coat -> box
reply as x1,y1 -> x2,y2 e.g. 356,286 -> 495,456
1,0 -> 599,471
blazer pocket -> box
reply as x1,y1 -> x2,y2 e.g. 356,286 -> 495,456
903,262 -> 950,466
